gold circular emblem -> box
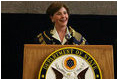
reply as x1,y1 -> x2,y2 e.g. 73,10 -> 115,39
38,47 -> 102,79
64,57 -> 77,70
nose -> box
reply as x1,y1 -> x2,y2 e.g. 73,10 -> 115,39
61,13 -> 65,18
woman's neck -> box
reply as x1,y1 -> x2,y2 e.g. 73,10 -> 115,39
55,25 -> 67,33
55,25 -> 67,42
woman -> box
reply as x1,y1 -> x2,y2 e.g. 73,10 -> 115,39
35,2 -> 88,45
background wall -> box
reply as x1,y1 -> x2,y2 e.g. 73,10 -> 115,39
1,1 -> 117,15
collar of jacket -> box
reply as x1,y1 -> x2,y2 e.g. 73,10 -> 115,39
43,26 -> 82,42
50,26 -> 73,36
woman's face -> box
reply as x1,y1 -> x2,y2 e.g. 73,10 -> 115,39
51,7 -> 69,27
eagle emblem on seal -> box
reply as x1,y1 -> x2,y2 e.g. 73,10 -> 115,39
38,47 -> 102,79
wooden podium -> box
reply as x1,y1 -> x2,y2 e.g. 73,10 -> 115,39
23,45 -> 114,79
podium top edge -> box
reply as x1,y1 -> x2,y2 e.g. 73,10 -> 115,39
24,44 -> 113,47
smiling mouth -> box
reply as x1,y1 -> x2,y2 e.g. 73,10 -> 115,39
59,19 -> 67,22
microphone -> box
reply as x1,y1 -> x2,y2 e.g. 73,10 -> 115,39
65,34 -> 71,40
65,34 -> 72,44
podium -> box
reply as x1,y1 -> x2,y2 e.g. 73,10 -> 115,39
23,45 -> 114,79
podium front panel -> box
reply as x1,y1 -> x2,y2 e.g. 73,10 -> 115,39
23,45 -> 114,79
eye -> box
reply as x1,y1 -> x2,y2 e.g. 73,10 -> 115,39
64,11 -> 67,14
56,12 -> 61,15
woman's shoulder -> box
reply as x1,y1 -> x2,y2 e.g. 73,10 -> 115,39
69,26 -> 82,41
35,29 -> 51,44
69,26 -> 88,45
37,28 -> 53,39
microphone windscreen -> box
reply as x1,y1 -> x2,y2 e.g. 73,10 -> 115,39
65,34 -> 71,40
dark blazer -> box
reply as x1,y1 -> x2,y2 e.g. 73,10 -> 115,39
35,26 -> 88,45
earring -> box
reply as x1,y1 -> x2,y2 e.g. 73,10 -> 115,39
52,20 -> 54,23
